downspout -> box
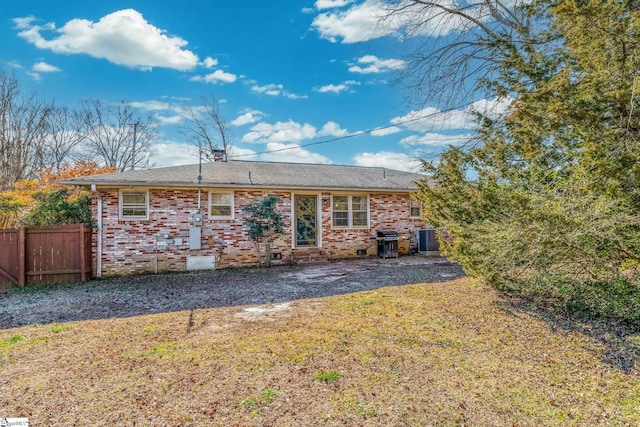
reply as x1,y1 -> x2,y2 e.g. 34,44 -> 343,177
91,184 -> 102,278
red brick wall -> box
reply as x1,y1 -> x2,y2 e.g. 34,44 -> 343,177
92,188 -> 429,276
321,192 -> 428,259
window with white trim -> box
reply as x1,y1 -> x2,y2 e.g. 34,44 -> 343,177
209,191 -> 234,219
410,198 -> 422,217
332,195 -> 369,228
119,190 -> 148,219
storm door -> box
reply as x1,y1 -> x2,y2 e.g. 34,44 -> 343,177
295,195 -> 317,247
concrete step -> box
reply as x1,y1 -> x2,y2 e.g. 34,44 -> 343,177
292,247 -> 328,264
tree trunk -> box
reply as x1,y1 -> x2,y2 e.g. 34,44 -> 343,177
254,241 -> 262,267
265,242 -> 272,268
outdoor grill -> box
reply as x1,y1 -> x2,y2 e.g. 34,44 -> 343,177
377,230 -> 399,259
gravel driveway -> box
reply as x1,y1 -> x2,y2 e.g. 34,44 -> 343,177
0,256 -> 464,328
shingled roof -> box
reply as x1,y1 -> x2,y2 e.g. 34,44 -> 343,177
60,160 -> 426,192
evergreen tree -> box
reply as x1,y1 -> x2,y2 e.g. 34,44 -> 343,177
415,0 -> 640,325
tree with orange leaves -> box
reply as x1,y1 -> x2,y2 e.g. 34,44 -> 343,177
0,161 -> 115,228
37,161 -> 115,191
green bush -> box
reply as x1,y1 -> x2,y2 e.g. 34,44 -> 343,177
552,278 -> 640,326
22,189 -> 91,226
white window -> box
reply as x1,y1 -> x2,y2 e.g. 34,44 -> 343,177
119,190 -> 148,220
410,198 -> 422,217
209,191 -> 234,219
332,195 -> 349,227
332,195 -> 369,228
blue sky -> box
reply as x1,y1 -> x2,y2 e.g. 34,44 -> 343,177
2,0 -> 507,171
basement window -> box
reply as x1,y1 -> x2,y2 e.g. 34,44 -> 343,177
119,190 -> 149,220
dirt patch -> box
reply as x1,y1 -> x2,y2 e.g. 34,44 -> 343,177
234,302 -> 293,321
0,256 -> 464,328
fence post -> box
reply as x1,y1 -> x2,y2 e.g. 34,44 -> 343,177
18,227 -> 26,287
79,224 -> 87,281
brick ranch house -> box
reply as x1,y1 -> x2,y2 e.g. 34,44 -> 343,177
61,160 -> 438,277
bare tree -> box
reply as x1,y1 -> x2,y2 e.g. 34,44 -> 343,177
181,94 -> 231,162
0,69 -> 52,190
382,0 -> 556,107
77,99 -> 158,171
40,106 -> 86,173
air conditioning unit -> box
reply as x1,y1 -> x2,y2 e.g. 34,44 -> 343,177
418,229 -> 440,252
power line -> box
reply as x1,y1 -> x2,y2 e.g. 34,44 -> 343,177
228,102 -> 480,159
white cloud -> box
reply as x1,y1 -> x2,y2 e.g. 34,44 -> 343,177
210,144 -> 329,164
228,147 -> 258,160
391,107 -> 469,132
7,60 -> 23,69
201,56 -> 218,68
27,61 -> 62,81
250,83 -> 307,99
241,119 -> 348,144
251,83 -> 283,96
467,97 -> 512,117
353,151 -> 423,172
128,99 -> 195,125
152,142 -> 261,167
190,69 -> 237,84
311,0 -> 483,44
150,142 -> 200,167
400,132 -> 475,147
230,109 -> 266,126
391,98 -> 512,132
319,121 -> 349,137
348,54 -> 405,74
128,100 -> 170,111
242,120 -> 317,144
14,9 -> 199,71
12,16 -> 36,30
315,0 -> 355,9
32,61 -> 60,73
129,98 -> 270,128
161,95 -> 191,101
156,115 -> 185,125
311,0 -> 390,43
370,126 -> 402,136
260,142 -> 333,164
316,83 -> 349,94
316,79 -> 361,93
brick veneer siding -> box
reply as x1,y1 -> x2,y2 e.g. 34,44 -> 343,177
92,188 -> 430,277
321,192 -> 427,259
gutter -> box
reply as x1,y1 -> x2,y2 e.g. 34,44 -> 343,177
61,181 -> 423,193
91,184 -> 102,278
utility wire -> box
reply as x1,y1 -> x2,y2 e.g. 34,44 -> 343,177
228,102 -> 483,159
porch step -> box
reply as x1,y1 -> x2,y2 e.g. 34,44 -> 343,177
291,248 -> 328,264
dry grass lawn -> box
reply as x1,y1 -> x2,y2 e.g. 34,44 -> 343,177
1,277 -> 639,426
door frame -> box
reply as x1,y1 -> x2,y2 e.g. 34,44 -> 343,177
291,193 -> 322,248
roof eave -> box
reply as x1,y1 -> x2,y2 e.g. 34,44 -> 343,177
60,180 -> 419,192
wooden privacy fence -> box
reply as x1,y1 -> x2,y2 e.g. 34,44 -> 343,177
0,223 -> 92,290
